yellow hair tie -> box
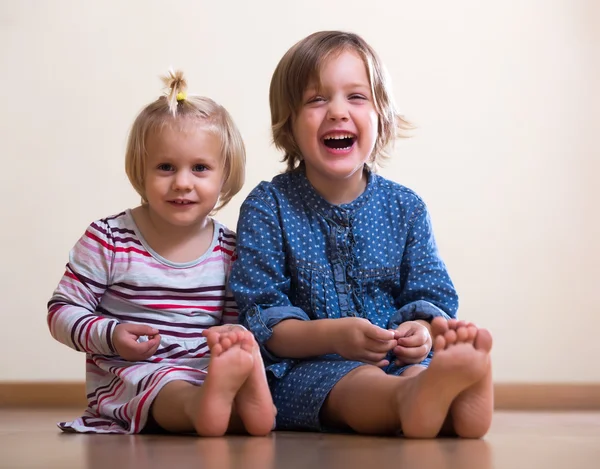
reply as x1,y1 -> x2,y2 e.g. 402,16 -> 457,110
176,91 -> 187,101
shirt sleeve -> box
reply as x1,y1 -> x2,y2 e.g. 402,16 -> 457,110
387,202 -> 459,330
230,194 -> 310,361
46,220 -> 120,356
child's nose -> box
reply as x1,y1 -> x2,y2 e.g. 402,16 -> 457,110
327,99 -> 349,121
173,171 -> 193,190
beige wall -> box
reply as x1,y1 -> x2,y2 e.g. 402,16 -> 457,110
1,0 -> 598,383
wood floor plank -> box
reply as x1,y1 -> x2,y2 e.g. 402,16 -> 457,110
0,410 -> 599,469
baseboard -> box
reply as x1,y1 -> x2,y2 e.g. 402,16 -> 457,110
0,382 -> 88,408
493,383 -> 600,410
1,382 -> 599,410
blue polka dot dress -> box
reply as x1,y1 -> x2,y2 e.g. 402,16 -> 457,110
230,166 -> 458,431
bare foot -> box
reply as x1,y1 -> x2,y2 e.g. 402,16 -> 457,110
234,332 -> 277,436
188,330 -> 254,436
396,317 -> 490,438
445,320 -> 494,438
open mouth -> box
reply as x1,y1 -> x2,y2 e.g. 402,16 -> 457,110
322,133 -> 356,150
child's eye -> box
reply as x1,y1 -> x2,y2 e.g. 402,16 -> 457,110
193,164 -> 208,172
349,94 -> 367,100
307,96 -> 325,104
157,163 -> 174,171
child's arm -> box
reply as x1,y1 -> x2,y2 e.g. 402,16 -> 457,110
230,195 -> 320,359
390,202 -> 459,329
231,193 -> 395,364
47,220 -> 120,356
267,317 -> 395,366
388,201 -> 459,363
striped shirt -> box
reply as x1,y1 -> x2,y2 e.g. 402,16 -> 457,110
47,209 -> 238,433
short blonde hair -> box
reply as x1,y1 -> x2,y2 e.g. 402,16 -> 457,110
270,31 -> 412,172
125,70 -> 245,212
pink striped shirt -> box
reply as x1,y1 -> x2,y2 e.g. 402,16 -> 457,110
47,210 -> 238,433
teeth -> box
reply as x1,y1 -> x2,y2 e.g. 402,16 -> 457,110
324,134 -> 354,140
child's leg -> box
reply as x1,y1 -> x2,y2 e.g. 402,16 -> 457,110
321,318 -> 492,438
434,318 -> 494,438
388,319 -> 494,438
320,365 -> 403,434
234,334 -> 277,436
150,330 -> 256,436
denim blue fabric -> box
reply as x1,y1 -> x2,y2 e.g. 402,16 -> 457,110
230,166 -> 458,430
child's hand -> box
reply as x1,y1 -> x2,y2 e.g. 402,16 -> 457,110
113,323 -> 161,361
392,321 -> 432,366
333,317 -> 396,367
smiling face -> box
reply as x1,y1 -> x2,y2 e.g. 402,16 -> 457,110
143,120 -> 225,230
291,49 -> 379,201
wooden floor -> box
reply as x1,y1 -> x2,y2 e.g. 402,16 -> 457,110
1,409 -> 599,469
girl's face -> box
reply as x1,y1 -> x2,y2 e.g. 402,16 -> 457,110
143,121 -> 225,230
292,49 -> 379,202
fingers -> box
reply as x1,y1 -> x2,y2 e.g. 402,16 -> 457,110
367,338 -> 397,353
136,335 -> 161,360
396,332 -> 428,347
122,323 -> 159,337
118,334 -> 161,361
393,322 -> 414,339
364,324 -> 395,342
393,344 -> 429,362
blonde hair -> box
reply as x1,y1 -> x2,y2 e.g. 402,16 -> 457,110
270,31 -> 413,172
125,70 -> 245,212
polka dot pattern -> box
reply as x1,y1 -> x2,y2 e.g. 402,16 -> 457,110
230,167 -> 458,430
